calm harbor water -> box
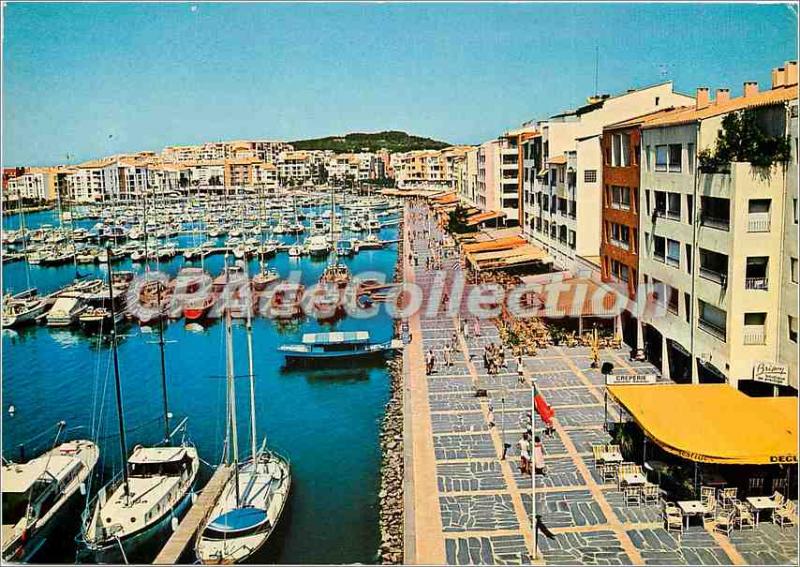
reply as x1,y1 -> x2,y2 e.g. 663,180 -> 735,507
2,209 -> 400,564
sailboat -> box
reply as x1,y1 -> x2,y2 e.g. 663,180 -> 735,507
78,249 -> 199,563
195,309 -> 291,564
320,186 -> 352,288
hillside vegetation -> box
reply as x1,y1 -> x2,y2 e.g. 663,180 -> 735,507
290,130 -> 450,153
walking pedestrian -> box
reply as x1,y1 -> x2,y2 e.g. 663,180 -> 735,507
518,433 -> 531,475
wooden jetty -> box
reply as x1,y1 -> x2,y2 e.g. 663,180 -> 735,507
152,464 -> 232,565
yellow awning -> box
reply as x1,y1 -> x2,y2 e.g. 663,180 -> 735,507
608,384 -> 798,465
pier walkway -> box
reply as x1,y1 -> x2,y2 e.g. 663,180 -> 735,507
152,464 -> 232,565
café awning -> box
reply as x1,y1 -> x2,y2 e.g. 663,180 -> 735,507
608,384 -> 798,465
462,235 -> 527,254
466,243 -> 548,271
466,210 -> 506,226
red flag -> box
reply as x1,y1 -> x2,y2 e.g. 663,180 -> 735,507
533,385 -> 555,425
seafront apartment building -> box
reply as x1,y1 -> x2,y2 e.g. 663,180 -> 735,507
393,146 -> 472,191
521,82 -> 695,271
635,62 -> 798,393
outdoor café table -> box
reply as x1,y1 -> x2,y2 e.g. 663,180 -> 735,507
601,452 -> 623,464
621,472 -> 647,487
746,496 -> 778,526
678,500 -> 707,528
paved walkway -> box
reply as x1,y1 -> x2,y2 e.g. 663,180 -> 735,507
401,202 -> 798,565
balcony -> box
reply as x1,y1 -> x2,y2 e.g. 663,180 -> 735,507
699,267 -> 728,287
743,327 -> 766,345
698,318 -> 727,341
700,214 -> 730,231
745,277 -> 769,290
747,215 -> 771,233
610,238 -> 630,250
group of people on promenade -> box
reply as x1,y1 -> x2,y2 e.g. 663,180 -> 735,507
407,196 -> 554,480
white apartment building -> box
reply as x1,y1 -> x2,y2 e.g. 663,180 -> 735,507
522,83 -> 694,272
6,169 -> 55,203
637,64 -> 798,393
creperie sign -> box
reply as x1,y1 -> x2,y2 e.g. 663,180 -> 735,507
752,362 -> 789,387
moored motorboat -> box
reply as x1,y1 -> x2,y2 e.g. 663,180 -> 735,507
2,436 -> 100,563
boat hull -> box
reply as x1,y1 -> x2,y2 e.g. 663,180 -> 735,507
79,485 -> 195,564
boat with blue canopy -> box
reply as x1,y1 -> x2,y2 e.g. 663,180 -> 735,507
278,331 -> 402,363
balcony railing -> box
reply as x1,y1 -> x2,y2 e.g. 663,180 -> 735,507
745,277 -> 769,290
610,201 -> 632,211
699,267 -> 728,287
743,327 -> 766,345
700,215 -> 731,231
610,238 -> 630,250
698,318 -> 727,341
747,216 -> 771,233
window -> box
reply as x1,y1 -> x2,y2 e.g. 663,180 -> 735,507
568,230 -> 576,249
584,169 -> 597,183
610,186 -> 631,210
666,238 -> 681,267
684,293 -> 691,323
792,258 -> 798,284
685,244 -> 692,274
668,144 -> 682,172
668,286 -> 679,314
609,222 -> 631,249
655,96 -> 661,106
645,189 -> 651,215
655,145 -> 668,171
645,145 -> 652,171
699,249 -> 729,286
789,315 -> 798,343
687,143 -> 695,174
699,300 -> 727,341
611,133 -> 631,167
612,135 -> 621,167
794,198 -> 798,224
745,257 -> 769,290
687,195 -> 693,224
653,235 -> 665,261
611,259 -> 630,282
744,313 -> 767,345
654,191 -> 667,216
667,192 -> 681,220
644,232 -> 650,253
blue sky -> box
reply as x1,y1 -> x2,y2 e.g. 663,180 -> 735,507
2,2 -> 797,165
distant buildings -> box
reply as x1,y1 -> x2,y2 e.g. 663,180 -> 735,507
3,140 -> 396,204
393,146 -> 472,191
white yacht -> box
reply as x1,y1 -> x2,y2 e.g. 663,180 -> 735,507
2,438 -> 99,563
46,297 -> 87,327
304,234 -> 329,257
2,295 -> 47,327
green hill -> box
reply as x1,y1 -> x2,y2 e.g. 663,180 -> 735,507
290,130 -> 450,153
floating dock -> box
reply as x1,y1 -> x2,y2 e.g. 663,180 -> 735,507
152,463 -> 232,565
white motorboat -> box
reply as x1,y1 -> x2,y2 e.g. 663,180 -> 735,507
46,297 -> 87,327
305,234 -> 329,257
1,296 -> 47,327
2,437 -> 100,563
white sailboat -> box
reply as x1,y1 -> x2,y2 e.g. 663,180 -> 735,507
79,252 -> 199,563
195,310 -> 291,564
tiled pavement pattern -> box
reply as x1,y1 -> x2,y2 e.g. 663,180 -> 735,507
406,203 -> 533,565
403,203 -> 797,565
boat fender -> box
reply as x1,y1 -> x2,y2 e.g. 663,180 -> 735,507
79,482 -> 87,496
171,517 -> 179,532
8,404 -> 15,416
191,492 -> 198,504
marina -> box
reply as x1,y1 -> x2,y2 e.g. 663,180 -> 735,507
2,192 -> 402,564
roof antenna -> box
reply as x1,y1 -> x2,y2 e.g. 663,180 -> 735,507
594,46 -> 599,97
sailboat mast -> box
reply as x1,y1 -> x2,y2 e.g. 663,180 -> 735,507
105,246 -> 130,498
225,308 -> 241,505
246,310 -> 258,463
157,286 -> 170,443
